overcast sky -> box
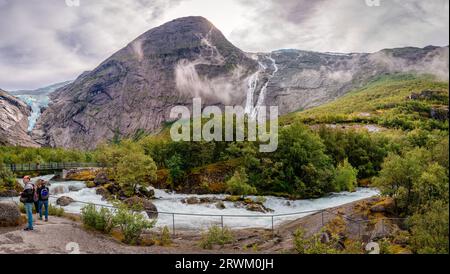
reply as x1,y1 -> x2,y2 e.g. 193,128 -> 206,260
0,0 -> 448,90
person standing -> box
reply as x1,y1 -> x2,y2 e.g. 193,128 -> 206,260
20,176 -> 35,231
37,180 -> 50,222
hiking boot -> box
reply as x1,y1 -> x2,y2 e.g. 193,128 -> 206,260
24,227 -> 33,231
39,217 -> 43,221
45,219 -> 48,222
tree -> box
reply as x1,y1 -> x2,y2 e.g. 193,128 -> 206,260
0,162 -> 16,191
95,140 -> 157,197
334,159 -> 358,192
226,168 -> 256,197
408,201 -> 449,254
374,148 -> 433,215
166,154 -> 184,184
273,123 -> 335,197
114,153 -> 157,197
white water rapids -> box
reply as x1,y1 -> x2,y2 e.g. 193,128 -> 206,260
4,175 -> 379,230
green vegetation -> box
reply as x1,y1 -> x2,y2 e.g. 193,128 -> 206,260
0,163 -> 16,192
112,203 -> 156,245
225,168 -> 256,197
199,226 -> 234,249
283,74 -> 448,131
0,146 -> 93,164
95,140 -> 157,197
80,203 -> 155,245
81,204 -> 114,233
334,159 -> 358,192
293,228 -> 363,254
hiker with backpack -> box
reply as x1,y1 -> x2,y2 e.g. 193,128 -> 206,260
19,176 -> 35,231
36,179 -> 50,221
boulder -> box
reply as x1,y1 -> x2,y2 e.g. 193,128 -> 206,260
246,203 -> 267,213
137,186 -> 155,199
0,202 -> 21,227
124,197 -> 158,219
215,201 -> 226,210
95,187 -> 111,200
56,196 -> 75,206
94,171 -> 109,185
370,198 -> 395,214
65,168 -> 100,181
0,189 -> 19,197
430,106 -> 449,121
185,197 -> 200,205
86,181 -> 96,188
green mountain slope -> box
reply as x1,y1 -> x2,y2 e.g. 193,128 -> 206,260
281,74 -> 449,132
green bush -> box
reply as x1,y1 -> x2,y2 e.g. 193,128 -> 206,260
199,226 -> 234,249
225,168 -> 256,197
156,226 -> 172,246
48,204 -> 65,217
80,204 -> 114,233
334,159 -> 358,192
112,203 -> 156,245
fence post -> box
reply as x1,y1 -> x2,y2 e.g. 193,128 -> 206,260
271,216 -> 274,237
172,213 -> 175,236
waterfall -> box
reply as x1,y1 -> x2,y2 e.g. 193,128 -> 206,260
244,54 -> 278,120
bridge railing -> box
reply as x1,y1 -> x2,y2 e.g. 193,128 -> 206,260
5,162 -> 103,172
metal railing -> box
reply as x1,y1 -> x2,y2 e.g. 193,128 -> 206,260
16,194 -> 404,241
4,162 -> 103,172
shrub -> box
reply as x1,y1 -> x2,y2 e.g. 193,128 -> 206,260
48,205 -> 65,217
155,226 -> 172,246
80,204 -> 114,233
199,226 -> 234,249
112,203 -> 156,245
293,228 -> 343,254
225,168 -> 256,197
334,159 -> 358,192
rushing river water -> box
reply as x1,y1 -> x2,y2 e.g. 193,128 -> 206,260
4,175 -> 379,230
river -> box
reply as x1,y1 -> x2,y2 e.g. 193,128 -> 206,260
4,175 -> 379,230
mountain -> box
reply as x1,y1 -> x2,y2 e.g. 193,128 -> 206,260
0,89 -> 39,147
33,16 -> 258,148
32,16 -> 449,149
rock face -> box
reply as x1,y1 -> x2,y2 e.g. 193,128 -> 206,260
0,202 -> 21,227
31,16 -> 449,149
265,46 -> 449,114
0,89 -> 39,147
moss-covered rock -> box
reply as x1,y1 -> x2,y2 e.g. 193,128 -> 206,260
65,168 -> 102,181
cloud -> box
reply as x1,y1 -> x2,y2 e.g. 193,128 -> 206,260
0,0 -> 448,90
230,0 -> 449,53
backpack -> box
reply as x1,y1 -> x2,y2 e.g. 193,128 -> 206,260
33,187 -> 39,202
40,187 -> 49,200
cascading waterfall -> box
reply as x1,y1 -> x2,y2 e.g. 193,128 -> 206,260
244,55 -> 278,120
